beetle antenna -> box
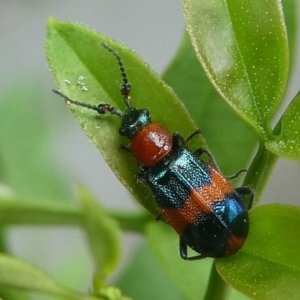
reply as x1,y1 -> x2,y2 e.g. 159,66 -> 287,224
101,42 -> 131,108
52,89 -> 122,117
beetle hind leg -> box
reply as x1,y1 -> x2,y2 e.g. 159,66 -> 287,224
180,237 -> 205,261
235,187 -> 254,210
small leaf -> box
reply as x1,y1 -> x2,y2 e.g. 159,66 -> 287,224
78,186 -> 121,285
146,222 -> 213,300
46,17 -> 201,216
96,286 -> 132,300
116,241 -> 188,300
0,253 -> 97,300
266,91 -> 300,159
216,204 -> 300,299
182,0 -> 289,136
163,33 -> 257,174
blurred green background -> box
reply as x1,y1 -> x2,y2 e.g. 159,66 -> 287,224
0,1 -> 299,299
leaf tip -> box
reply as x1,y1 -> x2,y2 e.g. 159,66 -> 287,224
47,16 -> 59,28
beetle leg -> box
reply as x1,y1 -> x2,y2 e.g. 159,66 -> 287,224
180,237 -> 205,260
136,166 -> 148,184
227,169 -> 247,180
185,129 -> 202,143
235,187 -> 254,210
155,211 -> 163,221
119,144 -> 131,152
172,129 -> 202,149
172,132 -> 186,148
194,148 -> 219,171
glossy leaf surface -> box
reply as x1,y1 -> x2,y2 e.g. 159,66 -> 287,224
182,0 -> 289,136
46,17 -> 201,215
163,33 -> 257,174
216,204 -> 300,299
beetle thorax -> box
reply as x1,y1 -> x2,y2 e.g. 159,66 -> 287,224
119,108 -> 151,139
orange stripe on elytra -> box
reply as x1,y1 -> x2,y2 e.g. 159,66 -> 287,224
192,167 -> 234,211
162,197 -> 204,235
226,235 -> 246,255
161,167 -> 235,235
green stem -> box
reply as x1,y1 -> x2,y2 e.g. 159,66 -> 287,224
243,142 -> 278,203
0,197 -> 152,233
204,262 -> 230,300
0,199 -> 83,226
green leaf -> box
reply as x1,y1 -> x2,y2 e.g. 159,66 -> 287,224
96,286 -> 132,300
116,241 -> 188,300
266,91 -> 300,159
46,17 -> 202,216
163,33 -> 257,174
230,289 -> 251,300
0,253 -> 97,300
146,222 -> 213,300
216,204 -> 300,299
182,0 -> 289,136
282,0 -> 298,67
79,186 -> 121,285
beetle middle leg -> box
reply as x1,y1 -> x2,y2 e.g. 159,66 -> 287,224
227,169 -> 247,180
172,129 -> 201,148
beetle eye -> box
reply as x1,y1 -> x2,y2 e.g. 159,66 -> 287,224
142,109 -> 149,116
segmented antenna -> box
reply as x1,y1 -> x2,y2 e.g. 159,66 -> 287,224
101,42 -> 131,107
52,89 -> 122,117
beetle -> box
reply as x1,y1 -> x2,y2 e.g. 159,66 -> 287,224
53,42 -> 254,260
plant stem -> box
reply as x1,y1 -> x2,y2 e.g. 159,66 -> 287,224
0,197 -> 152,233
243,142 -> 278,204
203,262 -> 230,300
0,199 -> 83,226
